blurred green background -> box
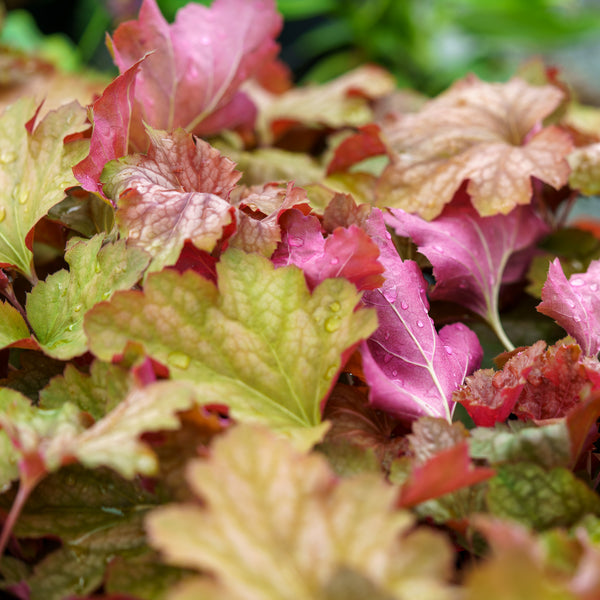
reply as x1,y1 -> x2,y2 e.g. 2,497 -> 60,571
3,0 -> 600,99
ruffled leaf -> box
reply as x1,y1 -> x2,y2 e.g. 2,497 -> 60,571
147,424 -> 456,600
102,127 -> 239,272
85,248 -> 377,448
272,209 -> 385,291
376,75 -> 572,219
26,235 -> 150,359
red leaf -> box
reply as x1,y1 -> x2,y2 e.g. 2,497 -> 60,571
398,441 -> 495,508
73,58 -> 143,197
326,124 -> 386,175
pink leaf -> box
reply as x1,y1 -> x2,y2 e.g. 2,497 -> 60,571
271,209 -> 385,291
73,58 -> 143,197
359,210 -> 482,422
386,190 -> 549,349
108,0 -> 282,149
537,258 -> 600,356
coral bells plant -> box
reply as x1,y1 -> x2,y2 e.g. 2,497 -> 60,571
2,0 -> 600,598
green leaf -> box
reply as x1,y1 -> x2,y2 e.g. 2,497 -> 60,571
104,550 -> 187,600
0,301 -> 30,348
0,97 -> 88,281
40,360 -> 134,420
487,463 -> 600,530
27,234 -> 149,359
469,422 -> 572,470
147,424 -> 455,600
0,380 -> 196,479
86,249 -> 377,448
0,430 -> 19,493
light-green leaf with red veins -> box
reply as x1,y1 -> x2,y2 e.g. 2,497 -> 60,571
0,97 -> 89,282
85,248 -> 378,449
146,425 -> 456,600
25,234 -> 150,360
101,127 -> 240,273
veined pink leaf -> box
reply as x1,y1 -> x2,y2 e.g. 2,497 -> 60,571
102,127 -> 240,272
386,190 -> 549,350
537,258 -> 600,356
108,0 -> 282,149
271,208 -> 385,291
73,58 -> 143,197
360,210 -> 482,422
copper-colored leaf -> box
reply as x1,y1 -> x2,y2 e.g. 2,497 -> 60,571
376,75 -> 572,219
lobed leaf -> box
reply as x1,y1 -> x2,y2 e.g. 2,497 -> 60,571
147,424 -> 455,600
86,248 -> 377,448
26,234 -> 150,359
376,75 -> 572,219
0,97 -> 88,281
102,127 -> 238,272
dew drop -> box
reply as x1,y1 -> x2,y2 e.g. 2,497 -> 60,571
328,301 -> 341,312
571,278 -> 585,287
67,323 -> 76,332
444,346 -> 453,355
324,315 -> 341,332
73,304 -> 82,313
566,299 -> 576,308
0,151 -> 16,164
385,231 -> 392,240
417,320 -> 424,328
168,351 -> 191,370
392,369 -> 398,377
400,300 -> 409,310
330,257 -> 339,265
384,331 -> 390,340
591,283 -> 599,292
0,207 -> 6,223
95,262 -> 102,273
573,316 -> 581,323
383,353 -> 393,364
288,236 -> 304,248
12,184 -> 28,205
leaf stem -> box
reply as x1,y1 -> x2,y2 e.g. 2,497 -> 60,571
487,310 -> 515,352
0,459 -> 46,557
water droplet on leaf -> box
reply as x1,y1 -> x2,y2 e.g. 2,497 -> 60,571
0,207 -> 6,223
288,236 -> 304,248
400,301 -> 409,310
324,315 -> 341,332
417,320 -> 424,328
326,365 -> 338,379
444,346 -> 453,355
168,351 -> 191,370
0,151 -> 16,164
73,304 -> 82,313
571,278 -> 585,287
328,301 -> 341,312
383,353 -> 392,364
